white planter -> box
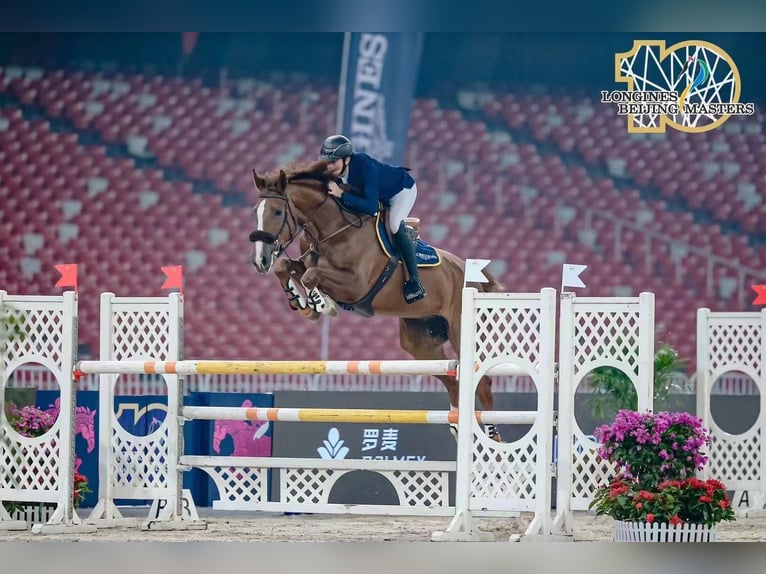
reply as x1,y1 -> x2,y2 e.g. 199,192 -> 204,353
9,503 -> 57,524
614,520 -> 717,542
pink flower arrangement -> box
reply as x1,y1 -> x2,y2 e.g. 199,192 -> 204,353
590,409 -> 736,527
594,409 -> 711,486
6,403 -> 56,437
3,403 -> 91,510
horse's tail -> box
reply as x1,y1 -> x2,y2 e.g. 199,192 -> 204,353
476,267 -> 506,294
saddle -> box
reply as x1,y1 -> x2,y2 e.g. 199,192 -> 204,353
335,209 -> 440,317
374,212 -> 441,267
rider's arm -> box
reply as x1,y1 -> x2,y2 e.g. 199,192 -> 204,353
340,157 -> 379,215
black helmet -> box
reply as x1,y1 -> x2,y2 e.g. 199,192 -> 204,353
319,134 -> 353,161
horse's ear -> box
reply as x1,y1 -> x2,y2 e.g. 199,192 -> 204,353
278,169 -> 288,191
252,170 -> 265,191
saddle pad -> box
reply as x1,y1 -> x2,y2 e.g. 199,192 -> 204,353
375,212 -> 441,267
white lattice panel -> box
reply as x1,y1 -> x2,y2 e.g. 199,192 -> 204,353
0,291 -> 77,526
441,289 -> 557,540
697,310 -> 766,491
555,293 -> 655,531
187,456 -> 453,514
112,308 -> 175,361
709,431 -> 761,482
470,435 -> 539,505
89,293 -> 183,523
2,306 -> 65,368
283,467 -> 335,504
205,466 -> 268,509
568,434 -> 613,499
474,304 -> 543,366
110,427 -> 170,493
278,468 -> 449,508
706,320 -> 761,377
388,469 -> 448,507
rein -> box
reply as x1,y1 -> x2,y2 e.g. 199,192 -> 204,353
252,179 -> 364,261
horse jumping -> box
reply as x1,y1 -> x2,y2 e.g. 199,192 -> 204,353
248,161 -> 506,437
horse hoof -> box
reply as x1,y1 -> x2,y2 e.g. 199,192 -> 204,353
485,424 -> 502,443
322,296 -> 339,317
299,308 -> 321,320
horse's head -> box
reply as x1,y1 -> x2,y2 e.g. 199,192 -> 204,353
249,161 -> 332,274
249,169 -> 290,273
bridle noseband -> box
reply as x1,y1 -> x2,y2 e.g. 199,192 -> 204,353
249,180 -> 363,263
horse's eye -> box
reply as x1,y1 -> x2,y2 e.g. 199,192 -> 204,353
274,209 -> 283,217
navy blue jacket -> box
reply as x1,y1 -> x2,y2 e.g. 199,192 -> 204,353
339,152 -> 415,216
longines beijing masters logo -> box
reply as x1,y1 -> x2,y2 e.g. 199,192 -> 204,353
602,40 -> 755,133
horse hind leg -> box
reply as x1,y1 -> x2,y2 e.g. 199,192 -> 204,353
399,317 -> 460,439
476,375 -> 502,442
447,322 -> 502,443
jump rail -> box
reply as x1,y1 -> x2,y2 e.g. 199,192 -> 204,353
75,359 -> 528,377
181,406 -> 539,425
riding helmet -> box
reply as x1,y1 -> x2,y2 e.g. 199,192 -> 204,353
319,134 -> 354,161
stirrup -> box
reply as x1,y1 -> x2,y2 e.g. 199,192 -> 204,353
403,279 -> 426,304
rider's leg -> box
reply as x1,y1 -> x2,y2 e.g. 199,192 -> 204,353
389,184 -> 426,303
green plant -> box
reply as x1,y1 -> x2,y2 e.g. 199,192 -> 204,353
587,342 -> 689,420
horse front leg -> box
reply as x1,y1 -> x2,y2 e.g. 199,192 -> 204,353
301,266 -> 338,317
273,258 -> 321,320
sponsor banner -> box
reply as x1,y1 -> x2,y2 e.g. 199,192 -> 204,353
338,33 -> 424,165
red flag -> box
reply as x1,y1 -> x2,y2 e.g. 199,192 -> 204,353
753,285 -> 766,305
161,266 -> 183,293
54,263 -> 78,290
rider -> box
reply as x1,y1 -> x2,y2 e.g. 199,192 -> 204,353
319,134 -> 426,304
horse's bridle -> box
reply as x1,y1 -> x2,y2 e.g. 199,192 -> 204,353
249,186 -> 363,263
248,193 -> 299,260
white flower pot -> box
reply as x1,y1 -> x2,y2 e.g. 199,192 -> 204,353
9,503 -> 57,524
614,520 -> 717,542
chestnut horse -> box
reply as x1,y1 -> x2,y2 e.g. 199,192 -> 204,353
248,161 -> 505,438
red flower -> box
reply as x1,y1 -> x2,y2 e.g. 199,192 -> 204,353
718,499 -> 731,509
686,477 -> 705,489
635,502 -> 643,510
645,513 -> 655,523
707,479 -> 726,490
669,515 -> 683,526
699,495 -> 713,503
610,484 -> 629,496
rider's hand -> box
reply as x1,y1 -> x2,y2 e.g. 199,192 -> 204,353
327,181 -> 343,198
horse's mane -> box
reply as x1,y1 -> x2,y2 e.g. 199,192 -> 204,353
268,160 -> 330,184
265,160 -> 363,197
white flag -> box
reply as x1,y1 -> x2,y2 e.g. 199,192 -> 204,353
562,263 -> 587,289
464,259 -> 491,285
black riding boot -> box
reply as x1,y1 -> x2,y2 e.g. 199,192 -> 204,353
393,223 -> 426,304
